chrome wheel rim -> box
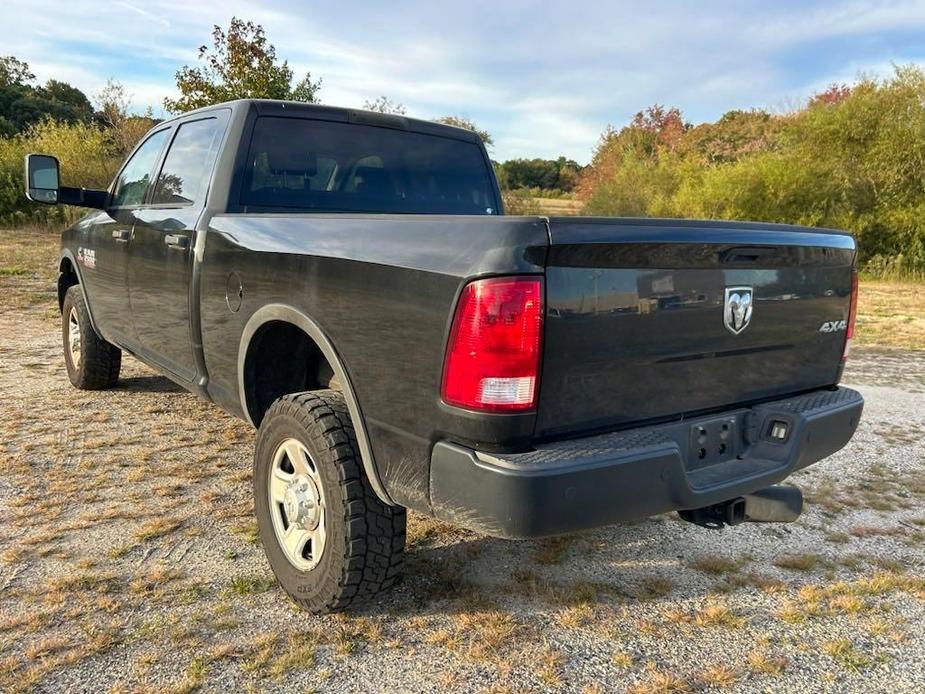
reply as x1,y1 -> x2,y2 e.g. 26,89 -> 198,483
68,307 -> 81,369
269,438 -> 326,571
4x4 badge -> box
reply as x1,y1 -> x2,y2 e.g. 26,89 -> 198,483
724,286 -> 753,335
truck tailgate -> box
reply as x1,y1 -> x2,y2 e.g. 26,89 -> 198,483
537,218 -> 857,438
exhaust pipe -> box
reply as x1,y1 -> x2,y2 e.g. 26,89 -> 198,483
742,485 -> 803,523
679,485 -> 803,529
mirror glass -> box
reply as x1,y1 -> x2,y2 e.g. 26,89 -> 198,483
26,154 -> 60,204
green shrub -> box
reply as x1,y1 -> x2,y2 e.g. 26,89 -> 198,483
580,65 -> 925,275
0,118 -> 121,227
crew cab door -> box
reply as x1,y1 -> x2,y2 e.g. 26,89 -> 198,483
79,128 -> 171,346
128,112 -> 228,382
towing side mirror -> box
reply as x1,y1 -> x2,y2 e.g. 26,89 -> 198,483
24,154 -> 60,204
23,153 -> 107,210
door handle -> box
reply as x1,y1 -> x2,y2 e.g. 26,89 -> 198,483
164,234 -> 190,250
112,229 -> 130,242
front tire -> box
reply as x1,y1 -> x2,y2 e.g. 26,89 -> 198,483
253,390 -> 406,613
62,285 -> 121,390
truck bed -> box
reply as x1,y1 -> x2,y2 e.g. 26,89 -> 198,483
199,212 -> 855,510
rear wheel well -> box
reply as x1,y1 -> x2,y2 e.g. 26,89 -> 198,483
243,321 -> 339,427
58,258 -> 79,312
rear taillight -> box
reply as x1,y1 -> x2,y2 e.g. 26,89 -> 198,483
442,276 -> 544,412
843,269 -> 858,360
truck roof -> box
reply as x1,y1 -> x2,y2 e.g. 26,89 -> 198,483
163,99 -> 484,144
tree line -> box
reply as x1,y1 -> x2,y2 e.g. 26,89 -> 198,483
0,18 -> 576,227
577,67 -> 925,276
0,57 -> 94,137
2,18 -> 923,275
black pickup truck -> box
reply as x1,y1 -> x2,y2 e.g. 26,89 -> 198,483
25,99 -> 863,613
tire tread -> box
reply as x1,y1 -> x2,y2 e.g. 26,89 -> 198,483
258,390 -> 405,613
63,285 -> 121,390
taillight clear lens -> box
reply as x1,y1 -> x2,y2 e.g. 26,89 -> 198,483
843,269 -> 858,360
442,276 -> 544,412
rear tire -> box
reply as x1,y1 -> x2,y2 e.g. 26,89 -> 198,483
62,285 -> 121,390
253,390 -> 406,613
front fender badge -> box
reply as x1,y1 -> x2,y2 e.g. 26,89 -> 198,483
76,247 -> 96,270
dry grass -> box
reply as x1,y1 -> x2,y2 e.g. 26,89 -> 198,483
806,465 -> 925,516
849,525 -> 903,538
688,555 -> 744,576
226,575 -> 276,596
773,570 -> 923,626
236,618 -> 382,680
0,227 -> 61,309
628,665 -> 693,694
773,553 -> 823,572
1,226 -> 923,691
691,603 -> 748,629
130,565 -> 185,596
406,515 -> 460,547
24,635 -> 71,661
423,608 -> 530,668
264,631 -> 319,678
133,516 -> 185,543
613,651 -> 635,668
722,570 -> 786,594
664,602 -> 747,629
855,281 -> 925,350
1,547 -> 26,565
557,602 -> 596,629
535,645 -> 567,688
747,649 -> 788,676
637,574 -> 675,599
531,197 -> 584,216
695,663 -> 743,688
533,535 -> 573,565
821,638 -> 873,671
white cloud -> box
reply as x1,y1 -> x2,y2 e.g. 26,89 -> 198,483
745,0 -> 925,45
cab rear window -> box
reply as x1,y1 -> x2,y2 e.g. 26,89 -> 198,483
240,117 -> 498,215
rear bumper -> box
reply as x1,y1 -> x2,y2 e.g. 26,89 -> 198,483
429,387 -> 863,538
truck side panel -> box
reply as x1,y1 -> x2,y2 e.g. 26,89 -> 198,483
199,214 -> 548,511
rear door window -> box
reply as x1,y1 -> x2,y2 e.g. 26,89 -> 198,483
241,117 -> 498,215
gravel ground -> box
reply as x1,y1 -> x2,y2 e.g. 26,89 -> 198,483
0,294 -> 923,693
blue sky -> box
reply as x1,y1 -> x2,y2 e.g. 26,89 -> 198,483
9,0 -> 925,163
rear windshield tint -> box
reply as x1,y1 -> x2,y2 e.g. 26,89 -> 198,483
241,116 -> 498,215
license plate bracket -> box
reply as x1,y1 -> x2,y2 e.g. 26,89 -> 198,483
687,415 -> 738,470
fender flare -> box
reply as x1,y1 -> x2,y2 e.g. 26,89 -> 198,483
238,303 -> 395,505
58,249 -> 100,334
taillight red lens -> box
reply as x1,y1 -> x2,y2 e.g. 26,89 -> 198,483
843,269 -> 858,360
442,276 -> 544,412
